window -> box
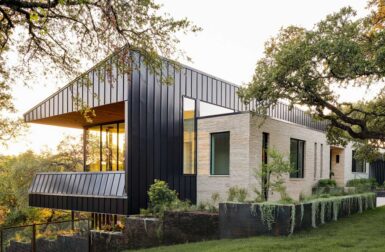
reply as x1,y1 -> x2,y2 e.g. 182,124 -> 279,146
336,155 -> 340,163
314,143 -> 317,180
262,132 -> 269,165
183,97 -> 196,174
85,122 -> 125,172
352,150 -> 366,173
290,138 -> 305,178
199,101 -> 234,117
211,132 -> 230,175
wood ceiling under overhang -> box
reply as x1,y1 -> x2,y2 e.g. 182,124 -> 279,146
29,102 -> 125,128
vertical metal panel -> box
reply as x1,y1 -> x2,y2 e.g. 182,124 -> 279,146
139,55 -> 147,209
191,71 -> 197,99
196,72 -> 202,100
207,77 -> 212,103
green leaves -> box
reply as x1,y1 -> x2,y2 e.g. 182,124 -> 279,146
239,3 -> 385,151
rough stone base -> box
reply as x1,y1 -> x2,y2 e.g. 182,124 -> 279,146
163,211 -> 219,244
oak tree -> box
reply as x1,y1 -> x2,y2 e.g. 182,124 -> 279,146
239,2 -> 385,157
0,0 -> 200,144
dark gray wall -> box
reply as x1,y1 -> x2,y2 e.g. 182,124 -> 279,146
125,51 -> 243,214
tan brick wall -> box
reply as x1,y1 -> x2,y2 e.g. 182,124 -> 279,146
197,112 -> 330,204
250,116 -> 330,201
197,113 -> 252,204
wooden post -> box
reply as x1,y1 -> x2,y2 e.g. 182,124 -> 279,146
32,224 -> 36,252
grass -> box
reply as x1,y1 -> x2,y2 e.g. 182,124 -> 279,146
132,206 -> 385,252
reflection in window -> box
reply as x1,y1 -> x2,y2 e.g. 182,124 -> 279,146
85,122 -> 125,172
211,132 -> 230,175
352,150 -> 365,173
290,138 -> 305,178
86,126 -> 101,172
183,97 -> 195,174
102,124 -> 118,171
118,123 -> 125,171
199,101 -> 234,117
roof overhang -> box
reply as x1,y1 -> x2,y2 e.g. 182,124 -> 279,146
27,102 -> 125,128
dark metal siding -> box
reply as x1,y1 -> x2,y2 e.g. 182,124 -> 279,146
124,52 -> 245,214
370,160 -> 385,185
29,172 -> 127,215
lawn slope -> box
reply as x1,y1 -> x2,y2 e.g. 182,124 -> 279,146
134,206 -> 385,252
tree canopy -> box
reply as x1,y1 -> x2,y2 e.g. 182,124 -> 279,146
0,0 -> 200,145
238,1 -> 385,155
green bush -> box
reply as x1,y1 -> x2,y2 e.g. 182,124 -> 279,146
346,178 -> 377,192
147,180 -> 189,217
227,186 -> 248,202
346,178 -> 377,187
318,179 -> 337,188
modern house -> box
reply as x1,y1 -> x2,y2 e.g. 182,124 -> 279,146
25,48 -> 369,217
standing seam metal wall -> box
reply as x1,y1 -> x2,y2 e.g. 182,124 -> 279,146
125,51 -> 244,214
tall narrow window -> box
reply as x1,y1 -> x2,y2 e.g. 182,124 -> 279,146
262,132 -> 269,200
314,143 -> 317,180
320,144 -> 323,178
211,132 -> 230,175
183,97 -> 196,174
262,132 -> 269,165
102,124 -> 118,171
352,150 -> 365,173
290,138 -> 305,178
85,126 -> 101,172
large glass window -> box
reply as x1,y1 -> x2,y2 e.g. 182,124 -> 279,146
183,97 -> 196,174
85,122 -> 125,172
86,126 -> 101,172
211,132 -> 230,175
290,138 -> 305,178
199,101 -> 234,117
352,150 -> 365,173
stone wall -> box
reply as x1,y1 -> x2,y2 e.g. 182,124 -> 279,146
163,211 -> 219,244
6,235 -> 88,252
219,193 -> 377,238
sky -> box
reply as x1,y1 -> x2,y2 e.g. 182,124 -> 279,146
1,0 -> 374,155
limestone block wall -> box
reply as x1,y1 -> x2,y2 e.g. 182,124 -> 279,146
197,112 -> 331,204
250,116 -> 330,201
196,113 -> 252,204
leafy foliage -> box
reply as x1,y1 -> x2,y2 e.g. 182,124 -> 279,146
0,0 -> 200,143
318,179 -> 337,188
227,186 -> 248,203
238,2 -> 385,153
346,178 -> 377,192
147,179 -> 189,218
0,135 -> 83,226
254,148 -> 294,202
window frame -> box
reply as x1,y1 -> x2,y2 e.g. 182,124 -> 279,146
84,120 -> 125,172
182,96 -> 197,175
352,150 -> 366,173
210,131 -> 231,176
290,138 -> 306,179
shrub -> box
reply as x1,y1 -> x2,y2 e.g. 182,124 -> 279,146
318,179 -> 337,188
346,178 -> 377,187
147,180 -> 188,217
346,178 -> 377,192
227,186 -> 248,202
196,192 -> 221,212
